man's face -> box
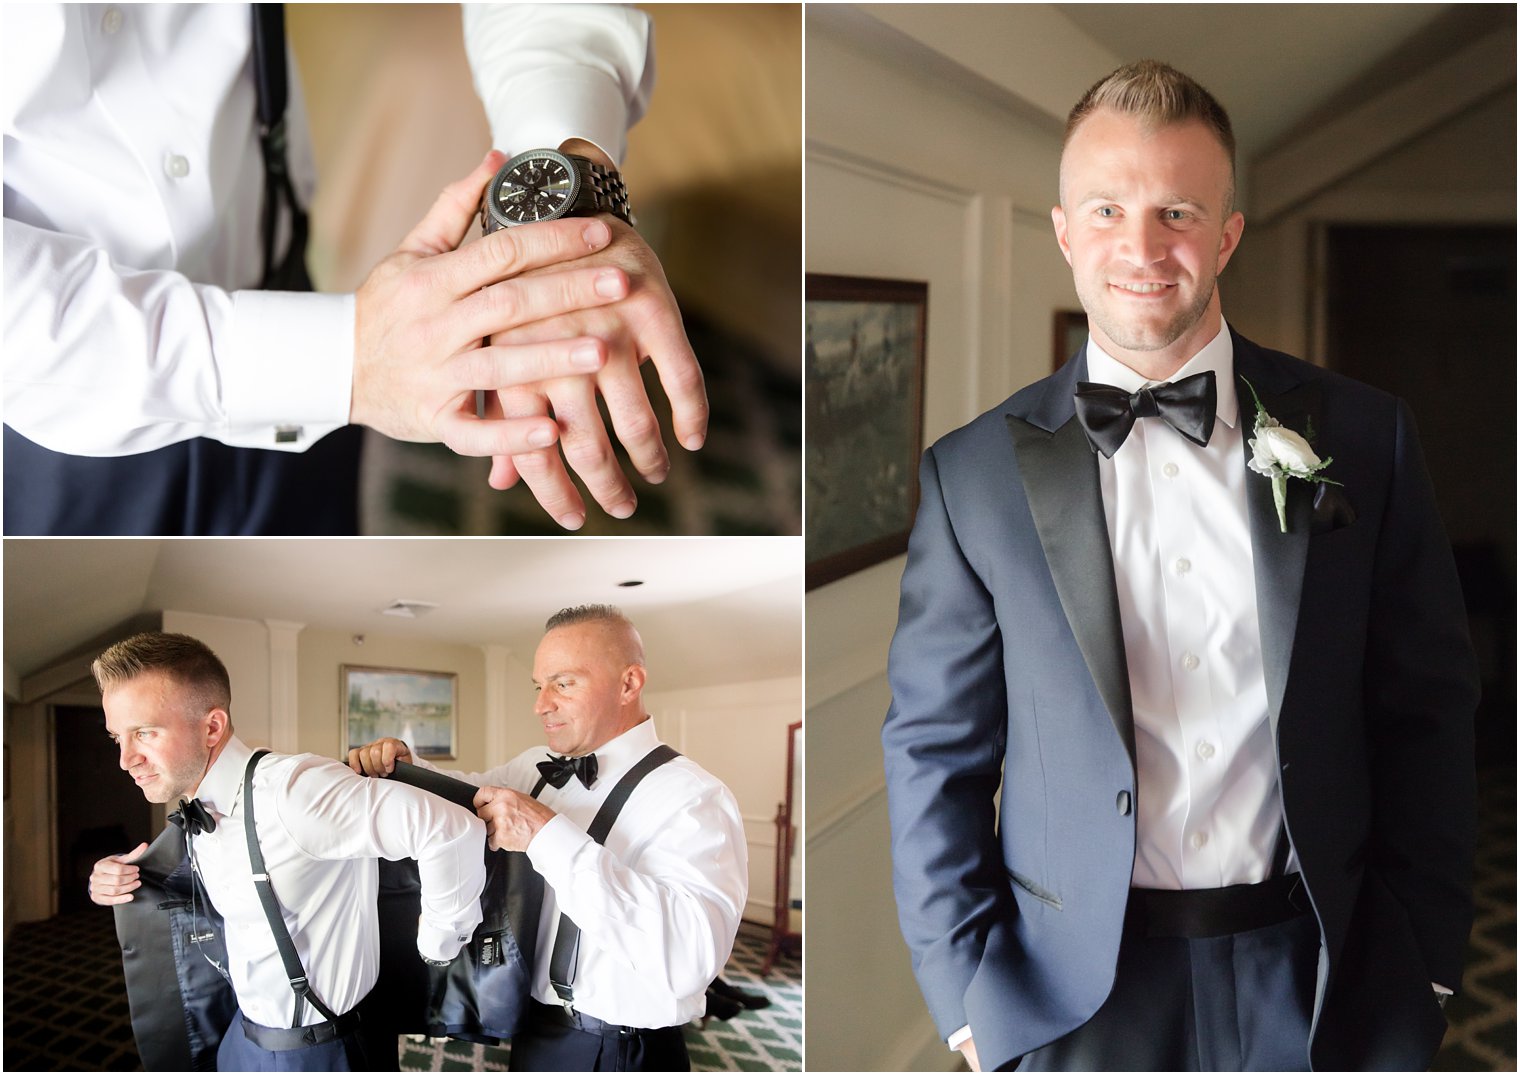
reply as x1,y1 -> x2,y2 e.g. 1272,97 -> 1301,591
532,624 -> 636,757
1053,108 -> 1244,368
103,672 -> 213,804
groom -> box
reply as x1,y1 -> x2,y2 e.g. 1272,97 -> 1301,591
882,61 -> 1478,1072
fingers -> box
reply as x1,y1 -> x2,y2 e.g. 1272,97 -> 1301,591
439,217 -> 615,298
401,151 -> 507,257
349,738 -> 411,777
443,337 -> 606,396
639,311 -> 708,452
451,265 -> 628,353
435,405 -> 561,458
497,386 -> 588,529
594,355 -> 669,484
472,786 -> 504,810
543,376 -> 637,518
89,845 -> 149,906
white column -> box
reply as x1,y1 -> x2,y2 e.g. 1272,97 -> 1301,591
481,644 -> 511,765
264,620 -> 305,754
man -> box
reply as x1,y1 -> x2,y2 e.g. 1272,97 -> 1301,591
88,632 -> 487,1070
349,604 -> 747,1072
882,61 -> 1477,1072
4,4 -> 704,534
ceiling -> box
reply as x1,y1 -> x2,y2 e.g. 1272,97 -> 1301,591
2,539 -> 802,690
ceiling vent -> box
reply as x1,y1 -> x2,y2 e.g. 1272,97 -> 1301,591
380,599 -> 439,619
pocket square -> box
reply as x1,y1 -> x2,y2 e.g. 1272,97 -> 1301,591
1311,482 -> 1357,536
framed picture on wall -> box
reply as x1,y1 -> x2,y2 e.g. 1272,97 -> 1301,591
1053,308 -> 1087,372
805,273 -> 928,590
341,665 -> 457,760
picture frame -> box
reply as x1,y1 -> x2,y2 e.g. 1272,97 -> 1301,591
341,665 -> 457,760
805,273 -> 928,590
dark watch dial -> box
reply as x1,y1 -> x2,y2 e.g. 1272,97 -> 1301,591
486,150 -> 582,228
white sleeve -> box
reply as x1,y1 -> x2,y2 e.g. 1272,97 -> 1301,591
277,758 -> 487,962
3,218 -> 353,456
525,777 -> 748,997
461,4 -> 654,165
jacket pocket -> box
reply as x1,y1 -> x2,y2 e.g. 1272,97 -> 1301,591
1007,868 -> 1062,910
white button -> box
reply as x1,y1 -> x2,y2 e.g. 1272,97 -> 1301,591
1196,740 -> 1216,760
1175,557 -> 1192,575
1162,462 -> 1179,478
1191,831 -> 1208,850
1181,652 -> 1200,671
164,154 -> 190,179
101,7 -> 123,34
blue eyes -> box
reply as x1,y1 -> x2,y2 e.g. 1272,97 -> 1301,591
1093,207 -> 1190,222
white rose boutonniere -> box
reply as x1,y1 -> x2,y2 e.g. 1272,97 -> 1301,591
1243,378 -> 1340,533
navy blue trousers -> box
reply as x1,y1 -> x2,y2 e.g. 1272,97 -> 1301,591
507,1002 -> 690,1072
1016,912 -> 1319,1072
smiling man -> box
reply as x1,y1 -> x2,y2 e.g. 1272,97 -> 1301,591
882,61 -> 1477,1071
88,631 -> 485,1070
349,604 -> 747,1072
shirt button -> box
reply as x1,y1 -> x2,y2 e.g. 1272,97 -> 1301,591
1181,651 -> 1200,672
101,7 -> 124,34
1175,557 -> 1192,575
164,153 -> 190,179
1191,831 -> 1208,850
1162,462 -> 1180,478
1196,740 -> 1216,760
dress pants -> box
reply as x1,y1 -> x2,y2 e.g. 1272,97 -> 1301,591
1016,911 -> 1319,1072
508,1000 -> 690,1072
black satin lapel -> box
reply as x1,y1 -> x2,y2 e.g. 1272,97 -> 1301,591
1239,374 -> 1317,729
1007,414 -> 1135,761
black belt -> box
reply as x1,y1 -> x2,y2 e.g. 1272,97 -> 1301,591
1126,874 -> 1310,939
240,1008 -> 360,1052
526,998 -> 673,1040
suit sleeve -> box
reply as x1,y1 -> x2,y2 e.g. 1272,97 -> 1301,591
882,444 -> 1014,1039
1363,399 -> 1479,990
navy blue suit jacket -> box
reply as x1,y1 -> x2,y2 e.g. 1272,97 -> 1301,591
882,329 -> 1478,1071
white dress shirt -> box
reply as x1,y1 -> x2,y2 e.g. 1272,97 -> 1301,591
3,3 -> 651,456
188,735 -> 486,1029
1087,325 -> 1291,890
423,718 -> 748,1029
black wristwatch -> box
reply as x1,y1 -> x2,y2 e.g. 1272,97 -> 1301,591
479,148 -> 632,234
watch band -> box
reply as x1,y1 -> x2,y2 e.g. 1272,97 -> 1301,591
480,152 -> 633,235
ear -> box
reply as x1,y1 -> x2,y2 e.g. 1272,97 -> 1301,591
1216,210 -> 1245,274
1051,205 -> 1074,267
619,664 -> 647,703
204,707 -> 232,750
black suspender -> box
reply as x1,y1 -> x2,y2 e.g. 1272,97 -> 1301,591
531,744 -> 681,1012
249,3 -> 309,291
242,749 -> 341,1029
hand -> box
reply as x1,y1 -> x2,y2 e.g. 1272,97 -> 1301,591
957,1037 -> 981,1073
483,143 -> 708,529
89,842 -> 149,906
351,150 -> 630,458
347,737 -> 412,777
472,786 -> 556,851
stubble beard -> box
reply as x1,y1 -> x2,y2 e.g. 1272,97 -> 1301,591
1079,270 -> 1218,355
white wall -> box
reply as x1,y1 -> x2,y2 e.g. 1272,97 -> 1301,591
645,676 -> 802,927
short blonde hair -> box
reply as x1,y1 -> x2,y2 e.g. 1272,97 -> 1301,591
92,632 -> 231,718
1065,60 -> 1236,211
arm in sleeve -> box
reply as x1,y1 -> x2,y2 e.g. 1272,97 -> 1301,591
277,758 -> 487,962
1363,398 -> 1480,990
526,777 -> 747,997
881,444 -> 1013,1040
461,4 -> 654,165
3,218 -> 352,455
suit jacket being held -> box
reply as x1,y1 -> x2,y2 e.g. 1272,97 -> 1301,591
881,329 -> 1478,1071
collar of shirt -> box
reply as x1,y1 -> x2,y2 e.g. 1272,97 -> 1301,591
194,734 -> 254,818
1084,323 -> 1239,433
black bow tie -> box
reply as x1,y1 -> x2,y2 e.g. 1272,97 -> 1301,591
537,753 -> 598,790
1074,370 -> 1217,459
169,797 -> 217,836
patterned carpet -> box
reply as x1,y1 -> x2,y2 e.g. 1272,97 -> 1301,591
2,916 -> 801,1072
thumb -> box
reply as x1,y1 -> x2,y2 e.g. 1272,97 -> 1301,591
400,150 -> 507,257
121,841 -> 150,864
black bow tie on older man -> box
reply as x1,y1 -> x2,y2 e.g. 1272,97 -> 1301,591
537,753 -> 598,790
1074,370 -> 1217,458
168,797 -> 217,835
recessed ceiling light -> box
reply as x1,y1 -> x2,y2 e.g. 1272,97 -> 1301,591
616,580 -> 644,588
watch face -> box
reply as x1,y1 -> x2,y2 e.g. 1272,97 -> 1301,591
486,150 -> 581,227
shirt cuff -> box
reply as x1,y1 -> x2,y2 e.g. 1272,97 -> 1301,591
948,1025 -> 972,1050
489,71 -> 634,166
416,918 -> 474,964
525,812 -> 592,883
221,289 -> 354,451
